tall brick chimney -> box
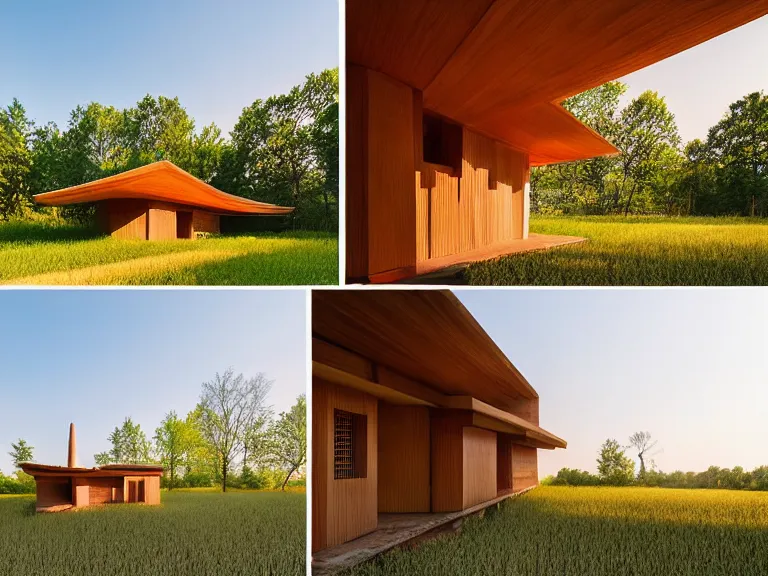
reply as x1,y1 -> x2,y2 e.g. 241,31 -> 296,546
68,423 -> 76,468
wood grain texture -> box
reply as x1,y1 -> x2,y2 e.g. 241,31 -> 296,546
34,160 -> 294,215
97,199 -> 148,240
367,69 -> 417,275
346,64 -> 369,279
36,478 -> 71,508
462,427 -> 497,509
348,1 -> 766,164
147,205 -> 177,240
511,444 -> 538,492
313,290 -> 539,413
497,434 -> 514,492
430,411 -> 468,513
378,404 -> 430,513
313,378 -> 378,552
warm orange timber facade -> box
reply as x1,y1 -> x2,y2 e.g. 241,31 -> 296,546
311,290 -> 566,553
345,0 -> 768,282
34,161 -> 294,240
19,424 -> 163,512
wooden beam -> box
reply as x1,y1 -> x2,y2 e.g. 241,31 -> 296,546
313,362 -> 435,407
313,337 -> 374,380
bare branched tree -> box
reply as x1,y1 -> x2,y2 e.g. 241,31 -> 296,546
198,368 -> 273,492
628,431 -> 660,478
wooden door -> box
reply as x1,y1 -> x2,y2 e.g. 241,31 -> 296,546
127,480 -> 137,503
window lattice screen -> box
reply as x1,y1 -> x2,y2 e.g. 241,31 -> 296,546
334,410 -> 355,479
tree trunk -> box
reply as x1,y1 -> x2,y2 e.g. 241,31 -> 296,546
281,466 -> 297,491
623,185 -> 637,217
222,458 -> 228,493
169,464 -> 174,491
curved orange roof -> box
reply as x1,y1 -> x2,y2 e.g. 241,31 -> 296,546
34,161 -> 294,215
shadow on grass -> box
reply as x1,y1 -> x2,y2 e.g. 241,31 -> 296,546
347,495 -> 768,576
0,221 -> 101,245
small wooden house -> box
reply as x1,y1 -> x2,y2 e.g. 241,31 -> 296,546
20,424 -> 163,513
33,161 -> 294,240
312,290 -> 566,553
345,0 -> 768,282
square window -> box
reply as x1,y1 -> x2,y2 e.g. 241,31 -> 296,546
334,409 -> 367,479
423,114 -> 462,172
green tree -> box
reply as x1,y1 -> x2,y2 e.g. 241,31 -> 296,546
706,91 -> 768,216
269,395 -> 307,490
8,439 -> 34,467
0,98 -> 33,218
614,90 -> 681,215
198,369 -> 273,491
597,438 -> 635,486
154,411 -> 196,489
94,417 -> 152,465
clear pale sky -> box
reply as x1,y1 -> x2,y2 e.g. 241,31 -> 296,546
456,289 -> 768,478
1,0 -> 338,135
0,289 -> 306,473
619,16 -> 768,144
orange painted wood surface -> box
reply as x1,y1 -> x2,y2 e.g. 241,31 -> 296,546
462,427 -> 497,509
148,205 -> 177,241
430,411 -> 467,513
366,70 -> 417,276
97,199 -> 148,240
347,0 -> 767,164
34,160 -> 294,215
511,444 -> 539,492
313,378 -> 378,552
377,404 -> 430,513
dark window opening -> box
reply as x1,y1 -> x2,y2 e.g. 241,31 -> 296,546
334,409 -> 368,479
177,211 -> 193,239
423,114 -> 462,172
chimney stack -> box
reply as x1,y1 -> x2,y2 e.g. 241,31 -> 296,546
68,423 -> 77,468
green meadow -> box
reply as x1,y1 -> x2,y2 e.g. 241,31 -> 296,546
464,216 -> 768,285
0,490 -> 305,576
347,486 -> 768,576
0,221 -> 337,285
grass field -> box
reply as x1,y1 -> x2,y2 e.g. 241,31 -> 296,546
0,221 -> 337,285
347,486 -> 768,576
465,216 -> 768,285
0,491 -> 305,575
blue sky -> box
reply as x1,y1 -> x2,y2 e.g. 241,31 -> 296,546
456,289 -> 768,478
0,289 -> 306,473
619,16 -> 768,143
1,0 -> 338,135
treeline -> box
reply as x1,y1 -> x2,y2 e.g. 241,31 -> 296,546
543,436 -> 768,491
1,369 -> 306,494
0,68 -> 338,230
532,85 -> 768,217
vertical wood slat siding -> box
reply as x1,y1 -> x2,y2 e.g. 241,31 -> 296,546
98,199 -> 148,240
430,412 -> 465,513
415,124 -> 527,263
148,205 -> 177,240
346,64 -> 369,278
367,70 -> 417,275
192,210 -> 220,235
462,427 -> 497,509
377,404 -> 431,513
496,434 -> 514,492
313,378 -> 378,552
511,444 -> 539,492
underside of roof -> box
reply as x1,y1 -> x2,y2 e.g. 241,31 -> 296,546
313,290 -> 536,409
33,161 -> 294,215
347,0 -> 768,164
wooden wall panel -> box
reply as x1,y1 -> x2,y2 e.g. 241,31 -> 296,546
497,434 -> 514,492
88,478 -> 122,505
98,199 -> 148,240
414,124 -> 528,264
430,411 -> 468,513
144,476 -> 161,505
192,210 -> 220,236
346,64 -> 368,279
313,378 -> 378,552
512,444 -> 539,492
148,206 -> 177,240
73,483 -> 89,508
462,427 -> 497,509
378,404 -> 430,513
367,69 -> 416,275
